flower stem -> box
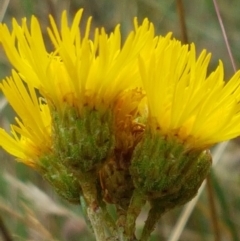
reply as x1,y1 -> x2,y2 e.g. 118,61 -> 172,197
140,206 -> 166,241
78,173 -> 106,241
125,190 -> 146,240
87,205 -> 107,241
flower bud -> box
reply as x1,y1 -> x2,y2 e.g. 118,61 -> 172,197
51,107 -> 114,173
130,129 -> 212,209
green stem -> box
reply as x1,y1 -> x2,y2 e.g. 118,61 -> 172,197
79,172 -> 119,241
140,206 -> 166,241
101,202 -> 119,238
125,190 -> 146,240
87,205 -> 107,241
80,195 -> 93,231
78,173 -> 106,241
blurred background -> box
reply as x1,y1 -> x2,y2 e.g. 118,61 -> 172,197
0,0 -> 240,240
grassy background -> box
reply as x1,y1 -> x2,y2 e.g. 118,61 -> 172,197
1,0 -> 240,240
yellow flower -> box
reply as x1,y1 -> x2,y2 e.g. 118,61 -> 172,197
0,71 -> 82,202
0,10 -> 156,203
0,9 -> 157,174
0,9 -> 155,114
139,36 -> 240,150
128,35 -> 240,226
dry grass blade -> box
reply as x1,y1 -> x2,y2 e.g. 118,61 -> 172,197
0,214 -> 13,241
1,173 -> 88,240
0,197 -> 57,241
0,0 -> 10,22
3,173 -> 84,221
176,0 -> 188,44
0,98 -> 8,113
21,203 -> 58,241
206,175 -> 221,241
212,0 -> 237,72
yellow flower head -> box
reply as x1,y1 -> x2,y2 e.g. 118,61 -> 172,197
0,72 -> 82,202
0,9 -> 155,115
139,35 -> 240,150
129,36 -> 240,215
0,9 -> 156,179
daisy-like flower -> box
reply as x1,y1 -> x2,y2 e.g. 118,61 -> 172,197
128,35 -> 240,240
0,71 -> 81,202
140,37 -> 240,150
0,9 -> 154,113
130,34 -> 240,197
0,9 -> 155,205
0,9 -> 155,176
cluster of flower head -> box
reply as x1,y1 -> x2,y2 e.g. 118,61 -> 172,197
0,9 -> 240,211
